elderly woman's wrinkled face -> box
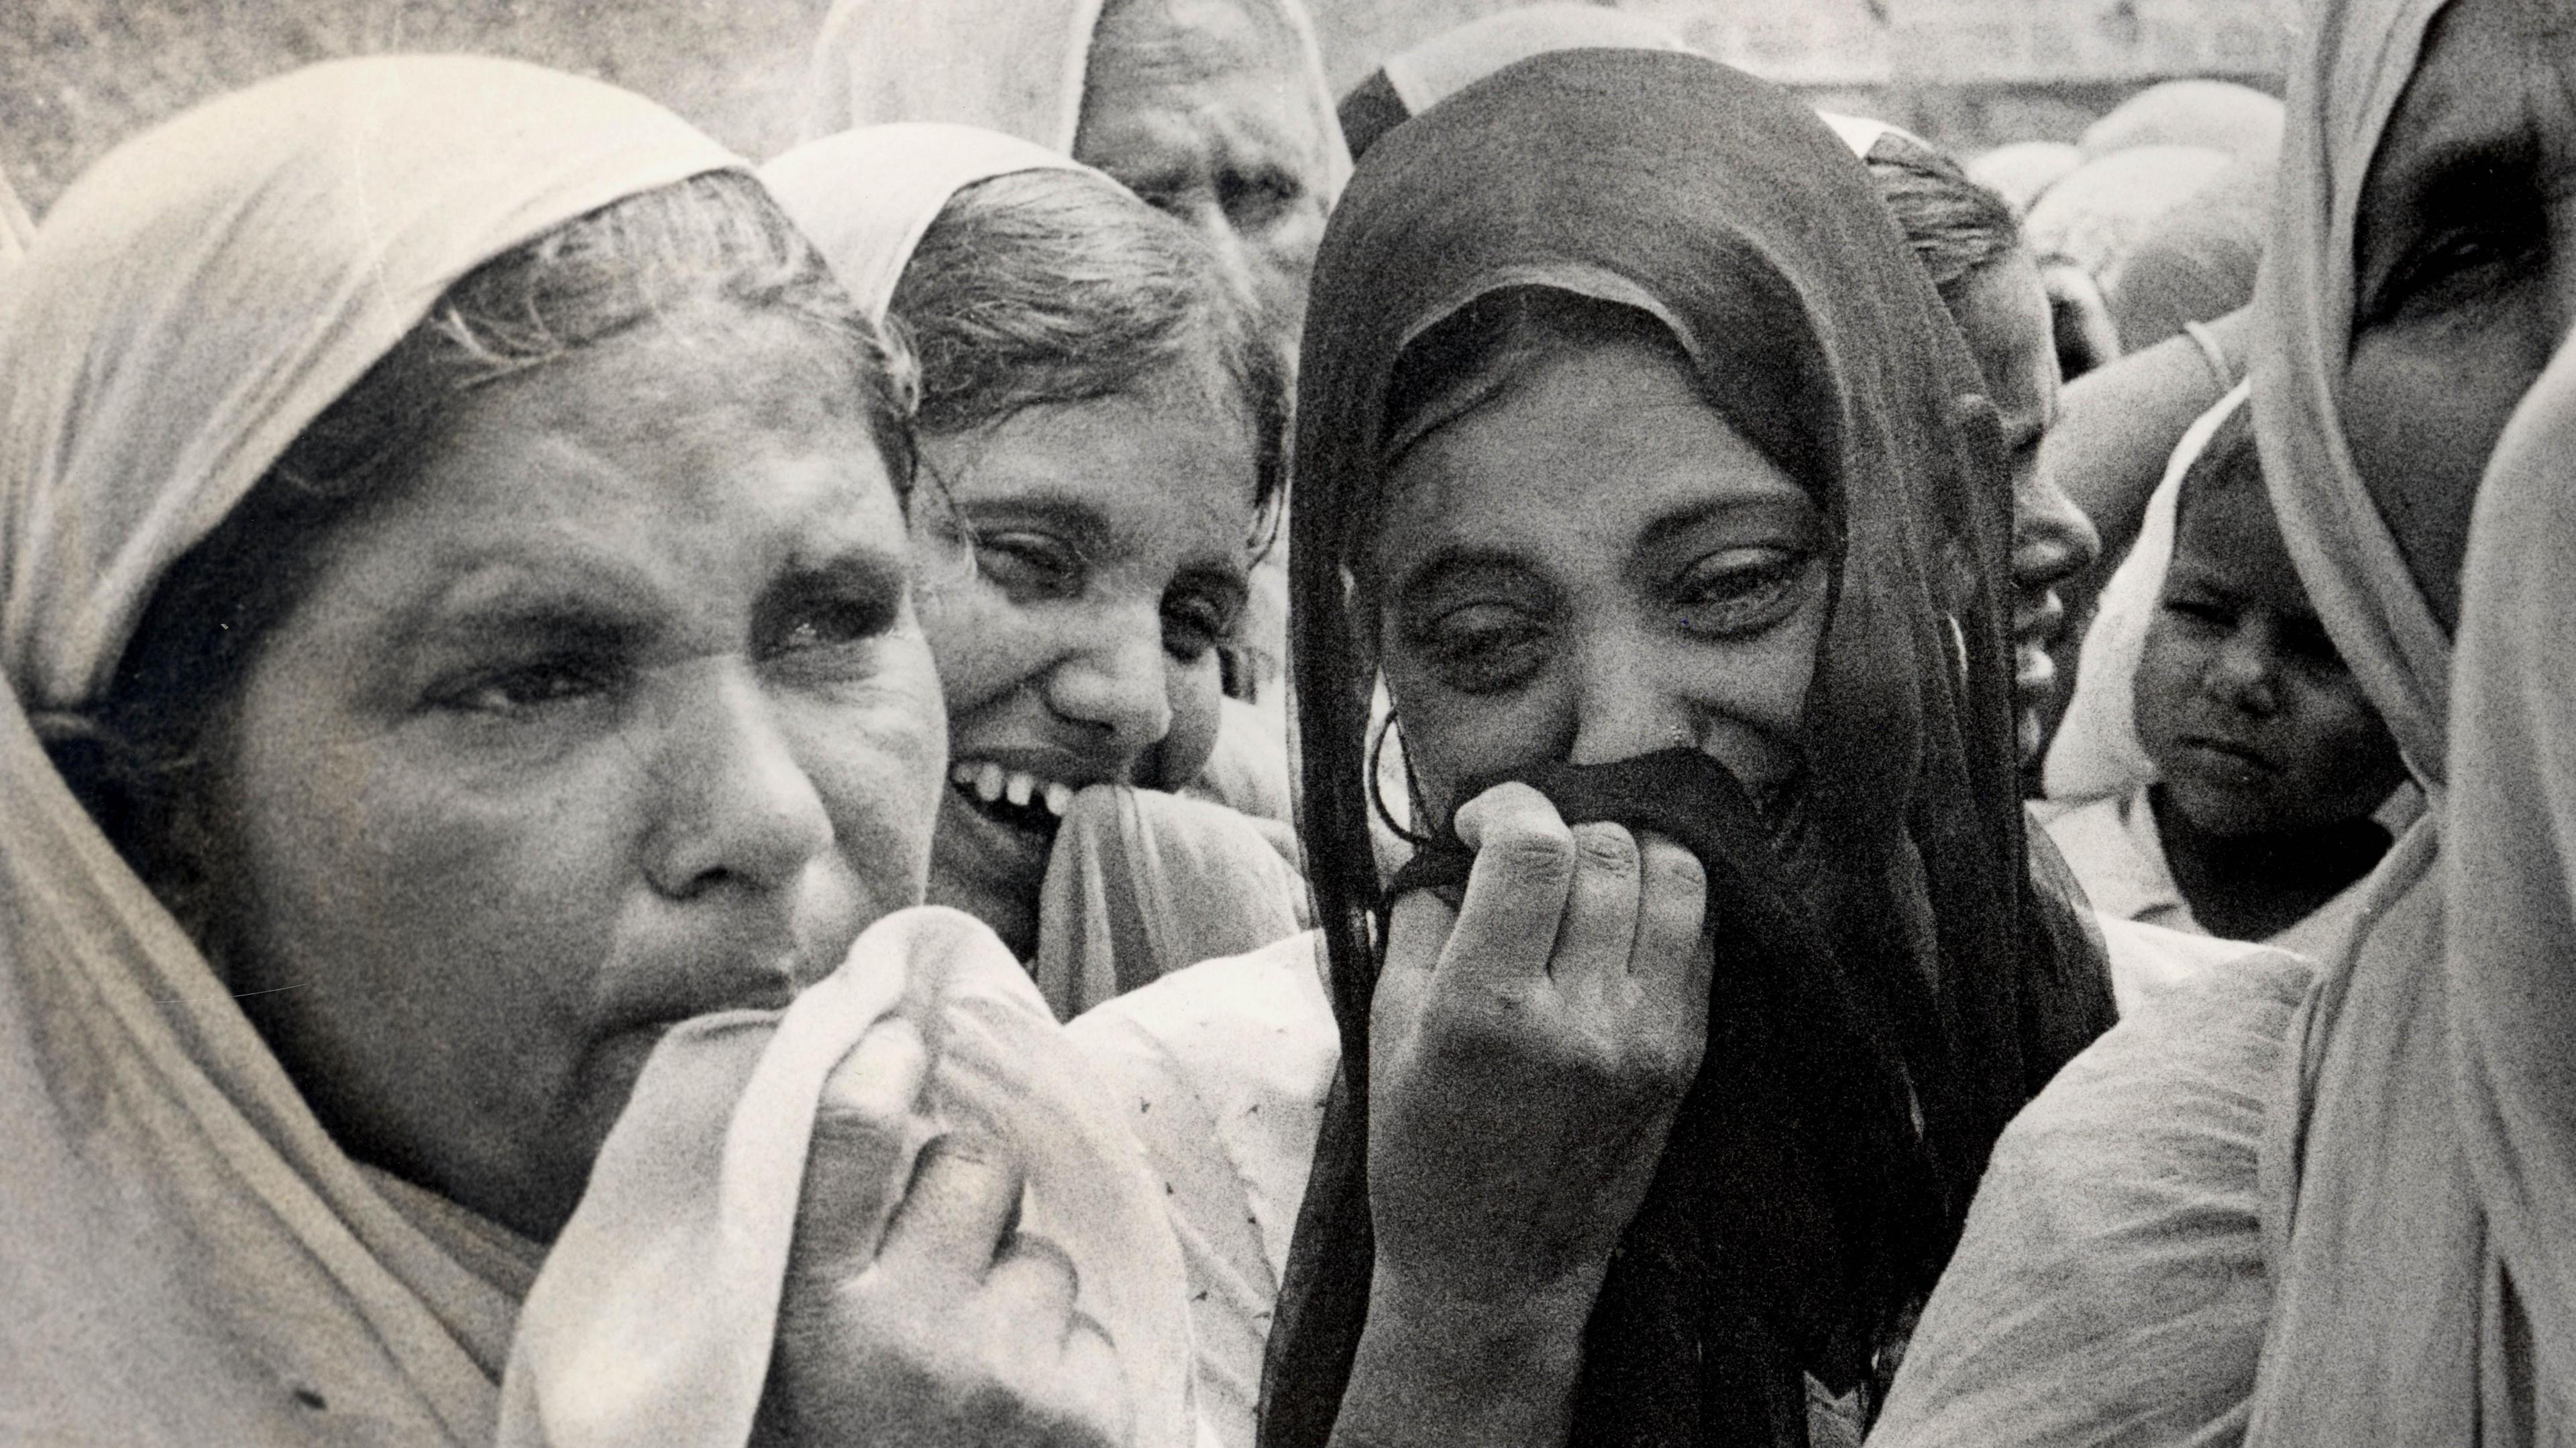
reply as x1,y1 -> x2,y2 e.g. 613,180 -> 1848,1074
1076,0 -> 1335,355
2345,0 -> 2576,631
914,376 -> 1258,958
1374,336 -> 1830,827
211,315 -> 945,1243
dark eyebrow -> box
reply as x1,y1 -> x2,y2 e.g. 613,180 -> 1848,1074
1171,557 -> 1252,605
2355,119 -> 2538,284
1391,547 -> 1541,611
1633,495 -> 1823,557
761,547 -> 910,620
951,490 -> 1116,560
411,559 -> 663,655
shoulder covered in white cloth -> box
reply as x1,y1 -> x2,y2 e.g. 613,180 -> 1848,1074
1870,944 -> 2312,1448
1069,930 -> 1339,1448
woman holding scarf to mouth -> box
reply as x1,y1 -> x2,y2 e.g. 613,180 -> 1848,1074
1076,48 -> 2115,1448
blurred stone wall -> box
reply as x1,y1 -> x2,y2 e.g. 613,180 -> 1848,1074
1,0 -> 2296,215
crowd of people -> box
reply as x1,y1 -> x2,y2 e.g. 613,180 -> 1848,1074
1,0 -> 2568,1443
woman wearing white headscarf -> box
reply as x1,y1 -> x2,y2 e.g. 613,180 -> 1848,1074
759,123 -> 1307,1019
800,0 -> 1352,726
0,57 -> 1189,1447
1872,0 -> 2576,1440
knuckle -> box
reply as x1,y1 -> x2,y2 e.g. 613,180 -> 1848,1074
1640,838 -> 1707,894
1571,822 -> 1640,875
1483,823 -> 1575,883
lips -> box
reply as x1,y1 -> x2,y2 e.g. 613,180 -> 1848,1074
2176,733 -> 2280,783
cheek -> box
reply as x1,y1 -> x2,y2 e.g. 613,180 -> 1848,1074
2344,298 -> 2554,628
912,571 -> 1043,722
1152,655 -> 1226,787
224,710 -> 635,1007
791,637 -> 951,901
2277,675 -> 2402,789
2127,621 -> 2203,744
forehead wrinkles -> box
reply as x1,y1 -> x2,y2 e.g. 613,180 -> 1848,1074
1091,0 -> 1297,87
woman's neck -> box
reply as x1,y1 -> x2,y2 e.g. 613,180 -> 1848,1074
2150,783 -> 2392,942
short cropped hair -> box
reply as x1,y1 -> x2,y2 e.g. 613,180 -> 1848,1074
1866,148 -> 2025,307
890,166 -> 1288,526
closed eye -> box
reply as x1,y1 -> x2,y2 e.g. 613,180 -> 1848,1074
429,653 -> 619,718
1672,548 -> 1820,638
1408,599 -> 1551,695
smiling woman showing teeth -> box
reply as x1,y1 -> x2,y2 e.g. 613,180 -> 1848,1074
765,123 -> 1308,1016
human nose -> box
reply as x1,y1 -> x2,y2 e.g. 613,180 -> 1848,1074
643,663 -> 836,900
2015,469 -> 2102,598
2202,623 -> 2280,716
1043,599 -> 1175,762
1564,622 -> 1699,767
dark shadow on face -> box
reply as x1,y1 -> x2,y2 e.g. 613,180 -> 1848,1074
2344,0 -> 2576,632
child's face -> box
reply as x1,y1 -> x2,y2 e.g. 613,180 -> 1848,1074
2132,479 -> 2407,838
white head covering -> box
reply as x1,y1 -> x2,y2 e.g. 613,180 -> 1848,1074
0,58 -> 1192,1447
1377,3 -> 1691,115
2024,144 -> 2235,284
2043,384 -> 2249,801
1967,140 -> 2084,213
2239,0 -> 2557,1441
800,0 -> 1350,201
2080,78 -> 2288,162
0,60 -> 733,719
760,122 -> 1087,321
2442,297 -> 2576,1445
1819,111 -> 1931,160
0,164 -> 31,267
760,124 -> 1309,1022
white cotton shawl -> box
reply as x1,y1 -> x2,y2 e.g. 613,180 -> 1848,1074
800,0 -> 1350,203
2440,284 -> 2576,1445
0,164 -> 30,267
2237,0 -> 2561,1439
0,58 -> 1193,1447
759,122 -> 1085,321
1377,3 -> 1691,116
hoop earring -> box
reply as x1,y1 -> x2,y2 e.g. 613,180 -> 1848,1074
1367,707 -> 1432,847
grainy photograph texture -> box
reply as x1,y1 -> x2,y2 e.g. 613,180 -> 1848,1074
7,0 -> 2567,1445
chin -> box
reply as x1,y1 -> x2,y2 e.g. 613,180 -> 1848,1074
923,862 -> 1041,960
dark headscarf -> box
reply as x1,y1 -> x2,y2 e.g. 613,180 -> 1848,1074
1265,50 -> 2114,1448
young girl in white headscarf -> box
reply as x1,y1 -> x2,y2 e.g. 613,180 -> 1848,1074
760,123 -> 1307,1017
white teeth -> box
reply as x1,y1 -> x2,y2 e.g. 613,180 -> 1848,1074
954,759 -> 1074,820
